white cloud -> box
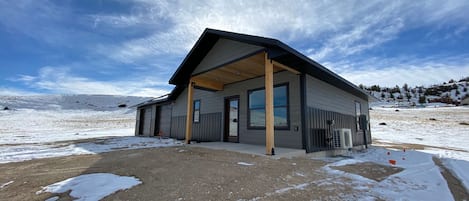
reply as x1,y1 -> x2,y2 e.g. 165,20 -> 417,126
89,0 -> 469,64
12,67 -> 171,97
2,0 -> 469,95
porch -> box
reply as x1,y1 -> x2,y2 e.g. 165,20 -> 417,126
190,142 -> 306,159
183,51 -> 300,155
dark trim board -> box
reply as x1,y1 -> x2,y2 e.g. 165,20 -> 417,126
300,73 -> 307,150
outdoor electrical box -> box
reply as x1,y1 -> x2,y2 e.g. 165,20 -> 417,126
359,114 -> 368,131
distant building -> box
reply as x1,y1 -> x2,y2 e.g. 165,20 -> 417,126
462,96 -> 469,105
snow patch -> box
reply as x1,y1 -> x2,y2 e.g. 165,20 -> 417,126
321,147 -> 454,201
274,183 -> 310,194
36,173 -> 141,201
0,180 -> 14,188
237,162 -> 254,166
441,158 -> 469,192
0,137 -> 182,164
45,196 -> 59,201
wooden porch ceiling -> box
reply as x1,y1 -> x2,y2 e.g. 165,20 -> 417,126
191,52 -> 299,90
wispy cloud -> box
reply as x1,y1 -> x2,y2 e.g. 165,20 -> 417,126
90,1 -> 469,64
1,0 -> 469,95
8,67 -> 171,97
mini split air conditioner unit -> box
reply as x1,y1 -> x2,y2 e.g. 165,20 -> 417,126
333,128 -> 353,149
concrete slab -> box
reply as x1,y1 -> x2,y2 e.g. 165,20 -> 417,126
190,142 -> 306,159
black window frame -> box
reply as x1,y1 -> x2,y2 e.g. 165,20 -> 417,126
193,99 -> 201,123
247,83 -> 290,130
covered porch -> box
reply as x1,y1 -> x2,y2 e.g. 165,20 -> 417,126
184,51 -> 300,155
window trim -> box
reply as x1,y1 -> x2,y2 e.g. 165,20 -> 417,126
193,99 -> 201,123
247,83 -> 290,130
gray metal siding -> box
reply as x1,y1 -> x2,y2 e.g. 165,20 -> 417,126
305,75 -> 370,148
305,107 -> 358,152
192,113 -> 222,141
170,113 -> 222,142
141,106 -> 153,136
192,38 -> 264,75
169,71 -> 302,149
170,116 -> 186,140
171,88 -> 188,116
158,104 -> 172,137
171,88 -> 223,116
306,75 -> 368,117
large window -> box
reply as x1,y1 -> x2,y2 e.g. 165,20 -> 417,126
248,84 -> 289,129
193,100 -> 200,123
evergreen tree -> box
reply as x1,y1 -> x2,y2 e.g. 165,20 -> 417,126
419,95 -> 426,104
403,83 -> 409,92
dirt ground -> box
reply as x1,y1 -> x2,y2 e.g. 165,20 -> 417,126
0,146 -> 467,201
0,146 -> 382,201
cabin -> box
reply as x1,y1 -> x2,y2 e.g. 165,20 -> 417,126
135,28 -> 372,155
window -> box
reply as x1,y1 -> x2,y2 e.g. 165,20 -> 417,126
248,84 -> 289,129
193,100 -> 200,123
355,101 -> 361,130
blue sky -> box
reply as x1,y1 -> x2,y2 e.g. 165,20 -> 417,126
1,0 -> 469,97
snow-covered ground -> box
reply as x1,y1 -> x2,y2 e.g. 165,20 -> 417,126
320,147 -> 454,200
1,95 -> 468,200
36,173 -> 141,201
370,105 -> 469,193
0,94 -> 150,144
0,94 -> 150,111
0,94 -> 182,164
0,137 -> 181,164
0,109 -> 136,144
370,106 -> 469,155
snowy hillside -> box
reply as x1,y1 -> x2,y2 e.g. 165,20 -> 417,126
0,94 -> 151,111
361,77 -> 469,107
0,94 -> 151,145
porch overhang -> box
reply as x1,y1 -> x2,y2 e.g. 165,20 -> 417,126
189,51 -> 300,91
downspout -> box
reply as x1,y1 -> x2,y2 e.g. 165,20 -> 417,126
300,73 -> 309,153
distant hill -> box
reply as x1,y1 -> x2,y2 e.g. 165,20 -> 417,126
360,77 -> 469,106
0,94 -> 151,111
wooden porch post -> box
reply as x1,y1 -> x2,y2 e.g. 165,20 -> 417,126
185,81 -> 194,144
265,52 -> 275,155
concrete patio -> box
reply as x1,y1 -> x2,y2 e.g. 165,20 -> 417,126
190,142 -> 307,159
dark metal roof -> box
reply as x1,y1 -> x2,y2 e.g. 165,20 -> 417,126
168,28 -> 371,101
134,95 -> 171,109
